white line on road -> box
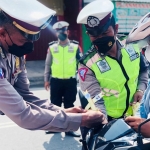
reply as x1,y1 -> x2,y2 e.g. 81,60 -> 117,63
0,122 -> 17,129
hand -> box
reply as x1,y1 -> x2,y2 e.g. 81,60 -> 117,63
130,91 -> 143,105
125,116 -> 150,138
64,106 -> 87,113
44,82 -> 50,91
81,110 -> 108,128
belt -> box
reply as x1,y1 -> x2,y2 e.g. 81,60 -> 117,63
52,76 -> 76,80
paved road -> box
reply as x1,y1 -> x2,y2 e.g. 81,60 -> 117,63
0,87 -> 82,150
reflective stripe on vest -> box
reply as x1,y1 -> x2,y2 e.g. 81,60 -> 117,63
50,43 -> 78,78
86,44 -> 140,118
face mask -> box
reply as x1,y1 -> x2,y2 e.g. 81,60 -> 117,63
5,30 -> 34,57
92,36 -> 115,56
58,33 -> 67,41
7,42 -> 34,57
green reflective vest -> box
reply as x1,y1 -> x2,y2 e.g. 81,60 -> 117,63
50,42 -> 78,78
83,44 -> 140,118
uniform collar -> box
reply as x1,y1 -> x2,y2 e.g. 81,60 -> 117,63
58,39 -> 70,47
116,38 -> 125,60
0,46 -> 6,59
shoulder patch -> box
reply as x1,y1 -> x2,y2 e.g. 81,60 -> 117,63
71,40 -> 79,44
96,59 -> 111,73
0,68 -> 4,79
78,68 -> 88,81
0,47 -> 6,59
125,44 -> 139,61
48,41 -> 57,46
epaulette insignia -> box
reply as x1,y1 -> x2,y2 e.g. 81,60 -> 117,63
48,41 -> 57,46
72,40 -> 79,44
0,47 -> 5,59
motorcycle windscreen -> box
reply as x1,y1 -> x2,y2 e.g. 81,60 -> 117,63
98,119 -> 134,142
114,142 -> 150,150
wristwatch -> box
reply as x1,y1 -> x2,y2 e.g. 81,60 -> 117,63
136,89 -> 144,94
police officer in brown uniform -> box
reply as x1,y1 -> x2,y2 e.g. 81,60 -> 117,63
44,21 -> 83,137
76,0 -> 149,143
0,0 -> 106,134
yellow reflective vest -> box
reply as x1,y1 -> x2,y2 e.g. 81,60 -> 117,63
50,42 -> 78,79
83,44 -> 140,118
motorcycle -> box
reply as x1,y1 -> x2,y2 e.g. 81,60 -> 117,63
78,90 -> 150,150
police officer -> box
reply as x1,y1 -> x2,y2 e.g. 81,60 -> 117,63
76,0 -> 148,140
44,21 -> 83,137
0,0 -> 107,134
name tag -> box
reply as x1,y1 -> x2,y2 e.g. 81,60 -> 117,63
68,46 -> 74,53
126,45 -> 139,61
97,59 -> 111,73
53,46 -> 59,53
12,57 -> 22,78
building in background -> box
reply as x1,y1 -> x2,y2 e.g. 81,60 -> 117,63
82,0 -> 150,53
26,0 -> 83,61
25,0 -> 150,60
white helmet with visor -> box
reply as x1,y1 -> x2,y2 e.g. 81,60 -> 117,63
126,12 -> 150,61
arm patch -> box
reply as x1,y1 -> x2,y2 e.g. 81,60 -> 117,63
0,68 -> 4,79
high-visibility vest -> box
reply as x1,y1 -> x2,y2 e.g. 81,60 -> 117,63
83,44 -> 140,118
50,42 -> 78,78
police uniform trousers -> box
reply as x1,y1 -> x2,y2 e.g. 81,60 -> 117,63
50,77 -> 77,108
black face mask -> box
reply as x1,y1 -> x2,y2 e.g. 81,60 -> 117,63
58,33 -> 67,41
5,30 -> 34,57
7,42 -> 34,57
92,36 -> 115,56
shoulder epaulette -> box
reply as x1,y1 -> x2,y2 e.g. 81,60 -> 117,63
0,47 -> 6,59
71,40 -> 79,44
79,46 -> 97,65
117,39 -> 124,47
48,41 -> 57,46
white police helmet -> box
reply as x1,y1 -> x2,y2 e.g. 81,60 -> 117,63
53,21 -> 69,33
77,0 -> 114,36
0,0 -> 56,41
53,21 -> 69,30
126,12 -> 150,47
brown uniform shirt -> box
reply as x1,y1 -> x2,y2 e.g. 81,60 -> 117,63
0,46 -> 82,131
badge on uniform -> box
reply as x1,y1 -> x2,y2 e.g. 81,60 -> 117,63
87,16 -> 100,27
78,68 -> 88,81
58,23 -> 63,29
0,68 -> 4,79
0,47 -> 6,59
12,57 -> 22,78
126,45 -> 139,61
79,53 -> 83,57
97,59 -> 111,73
53,46 -> 59,53
68,45 -> 74,53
